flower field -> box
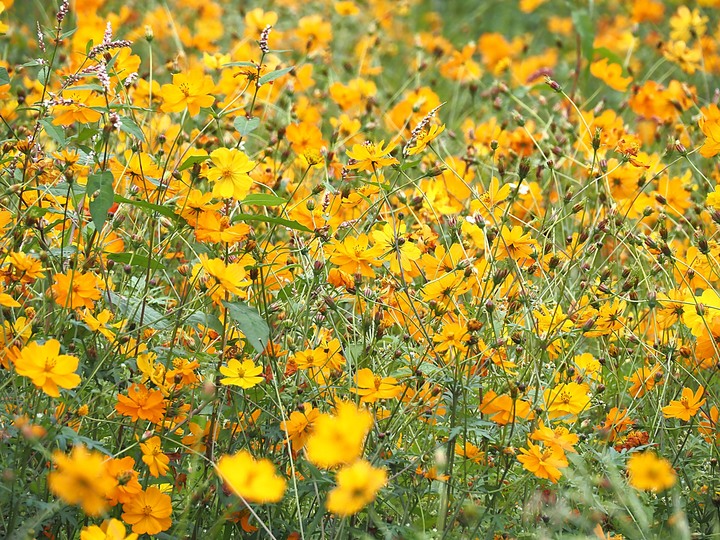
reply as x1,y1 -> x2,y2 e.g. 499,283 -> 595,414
1,0 -> 720,538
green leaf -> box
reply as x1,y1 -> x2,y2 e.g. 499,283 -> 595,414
222,301 -> 269,354
233,213 -> 311,232
221,61 -> 257,68
119,117 -> 146,142
572,10 -> 595,66
0,67 -> 9,86
115,194 -> 178,221
86,171 -> 114,231
179,154 -> 210,171
234,116 -> 260,137
185,311 -> 224,334
109,291 -> 171,329
40,120 -> 66,146
107,252 -> 163,271
240,193 -> 287,206
258,66 -> 293,85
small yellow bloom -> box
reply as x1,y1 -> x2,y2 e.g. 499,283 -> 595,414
219,358 -> 264,388
14,339 -> 81,398
627,451 -> 676,492
217,450 -> 286,503
326,460 -> 387,516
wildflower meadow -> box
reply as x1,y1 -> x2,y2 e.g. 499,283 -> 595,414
1,0 -> 720,538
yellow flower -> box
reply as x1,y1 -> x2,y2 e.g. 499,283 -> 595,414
279,403 -> 320,452
352,368 -> 402,403
80,519 -> 138,540
121,486 -> 173,535
699,114 -> 720,158
405,124 -> 445,155
669,6 -> 708,42
306,401 -> 374,468
52,87 -> 105,126
216,450 -> 286,503
346,140 -> 398,172
206,148 -> 256,200
517,440 -> 568,483
326,460 -> 387,516
493,225 -> 537,265
197,256 -> 251,299
543,382 -> 591,422
219,358 -> 264,388
590,58 -> 632,92
14,339 -> 81,397
661,386 -> 705,421
327,233 -> 384,278
626,451 -> 676,492
663,40 -> 702,74
48,446 -> 115,517
160,69 -> 215,116
141,436 -> 170,477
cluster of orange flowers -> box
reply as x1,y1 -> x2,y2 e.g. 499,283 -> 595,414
0,0 -> 719,538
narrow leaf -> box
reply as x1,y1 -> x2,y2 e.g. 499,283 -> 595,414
107,252 -> 163,271
115,194 -> 178,221
234,213 -> 311,232
240,193 -> 287,207
258,66 -> 293,85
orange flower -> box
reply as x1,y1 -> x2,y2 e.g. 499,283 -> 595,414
51,270 -> 102,310
530,421 -> 579,453
141,436 -> 170,477
160,69 -> 215,116
517,440 -> 568,483
121,486 -> 173,535
661,386 -> 705,421
625,364 -> 663,398
106,456 -> 142,506
13,339 -> 81,397
698,406 -> 719,444
596,407 -> 635,442
115,383 -> 167,423
279,403 -> 320,452
479,390 -> 535,426
699,113 -> 720,158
